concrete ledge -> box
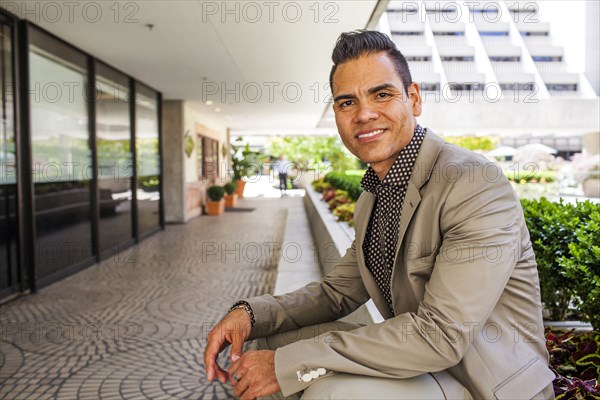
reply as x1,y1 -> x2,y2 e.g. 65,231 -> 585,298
303,185 -> 384,324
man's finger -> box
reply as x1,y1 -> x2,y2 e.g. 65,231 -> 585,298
204,330 -> 226,381
230,331 -> 245,361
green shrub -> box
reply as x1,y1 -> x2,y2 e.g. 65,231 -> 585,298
333,203 -> 356,226
207,185 -> 225,201
559,205 -> 600,329
312,179 -> 331,193
224,181 -> 237,195
324,172 -> 364,201
327,190 -> 350,211
521,198 -> 600,323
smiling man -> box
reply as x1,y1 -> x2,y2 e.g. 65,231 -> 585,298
204,30 -> 554,400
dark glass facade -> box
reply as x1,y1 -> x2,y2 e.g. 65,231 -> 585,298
29,33 -> 94,280
96,63 -> 134,257
0,13 -> 20,297
135,85 -> 161,237
0,11 -> 163,300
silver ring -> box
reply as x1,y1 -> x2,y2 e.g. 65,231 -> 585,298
233,372 -> 241,382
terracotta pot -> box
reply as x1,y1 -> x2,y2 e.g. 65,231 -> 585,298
224,194 -> 238,208
235,180 -> 246,197
206,199 -> 225,215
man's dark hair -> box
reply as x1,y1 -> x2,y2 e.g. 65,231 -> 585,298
329,30 -> 413,95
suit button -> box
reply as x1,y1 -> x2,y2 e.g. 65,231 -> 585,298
316,368 -> 326,376
302,374 -> 312,382
310,370 -> 319,379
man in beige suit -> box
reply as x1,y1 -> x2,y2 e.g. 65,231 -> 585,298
204,30 -> 554,399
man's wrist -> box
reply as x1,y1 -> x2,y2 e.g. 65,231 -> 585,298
229,300 -> 255,327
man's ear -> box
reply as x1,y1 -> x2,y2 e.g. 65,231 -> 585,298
408,82 -> 422,117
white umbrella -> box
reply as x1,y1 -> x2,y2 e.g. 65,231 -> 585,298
488,146 -> 517,157
518,143 -> 558,155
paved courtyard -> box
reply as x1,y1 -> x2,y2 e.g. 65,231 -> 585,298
0,191 -> 306,399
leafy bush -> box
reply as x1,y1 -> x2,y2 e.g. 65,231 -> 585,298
312,180 -> 331,193
333,203 -> 356,226
521,198 -> 600,326
324,172 -> 364,201
207,185 -> 225,201
559,205 -> 600,329
327,190 -> 350,211
224,181 -> 237,195
546,328 -> 600,399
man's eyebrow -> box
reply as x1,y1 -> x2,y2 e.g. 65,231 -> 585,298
368,83 -> 396,94
333,93 -> 355,103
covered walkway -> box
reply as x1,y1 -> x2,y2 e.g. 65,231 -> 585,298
0,183 -> 321,400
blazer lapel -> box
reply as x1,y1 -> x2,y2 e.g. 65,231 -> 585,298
390,130 -> 446,311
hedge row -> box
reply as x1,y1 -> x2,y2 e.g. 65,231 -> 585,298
319,172 -> 600,329
323,172 -> 364,201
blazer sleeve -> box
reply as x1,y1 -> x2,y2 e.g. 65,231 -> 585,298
246,239 -> 371,340
272,163 -> 529,396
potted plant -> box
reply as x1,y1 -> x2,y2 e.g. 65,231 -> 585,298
224,181 -> 238,208
231,138 -> 263,198
206,185 -> 225,215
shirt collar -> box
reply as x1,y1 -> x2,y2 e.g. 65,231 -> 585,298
361,124 -> 426,194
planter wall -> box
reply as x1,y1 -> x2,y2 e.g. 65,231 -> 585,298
304,184 -> 383,324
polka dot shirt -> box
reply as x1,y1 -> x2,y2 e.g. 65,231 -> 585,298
361,125 -> 426,315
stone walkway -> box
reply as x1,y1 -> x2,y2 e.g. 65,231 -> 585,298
0,194 -> 312,399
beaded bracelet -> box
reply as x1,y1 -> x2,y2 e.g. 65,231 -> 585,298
228,300 -> 255,327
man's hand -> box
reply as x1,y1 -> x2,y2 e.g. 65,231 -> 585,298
229,350 -> 281,400
204,309 -> 252,383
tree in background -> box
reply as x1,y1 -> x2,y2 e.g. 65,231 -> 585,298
267,136 -> 358,173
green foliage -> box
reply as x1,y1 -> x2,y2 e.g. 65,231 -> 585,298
207,185 -> 225,201
267,136 -> 358,173
324,171 -> 365,201
312,180 -> 331,193
522,198 -> 600,324
327,190 -> 350,211
333,203 -> 356,226
138,175 -> 160,192
559,206 -> 600,329
231,138 -> 263,180
224,181 -> 237,195
442,136 -> 498,151
505,169 -> 557,184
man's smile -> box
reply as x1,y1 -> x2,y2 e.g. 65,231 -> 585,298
356,128 -> 386,142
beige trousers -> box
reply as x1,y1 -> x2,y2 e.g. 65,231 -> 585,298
255,321 -> 471,400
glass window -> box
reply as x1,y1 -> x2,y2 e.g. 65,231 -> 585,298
136,85 -> 160,236
96,66 -> 133,255
29,43 -> 93,279
1,16 -> 19,294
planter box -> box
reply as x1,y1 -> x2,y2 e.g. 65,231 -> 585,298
224,194 -> 238,208
235,180 -> 246,198
206,199 -> 225,215
304,184 -> 383,324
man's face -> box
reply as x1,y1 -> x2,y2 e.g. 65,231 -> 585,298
332,52 -> 422,178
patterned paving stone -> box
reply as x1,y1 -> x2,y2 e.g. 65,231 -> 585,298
0,199 -> 287,399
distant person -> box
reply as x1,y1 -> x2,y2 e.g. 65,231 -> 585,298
205,30 -> 553,400
272,155 -> 290,196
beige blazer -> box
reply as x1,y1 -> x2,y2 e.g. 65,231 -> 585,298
247,130 -> 554,399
